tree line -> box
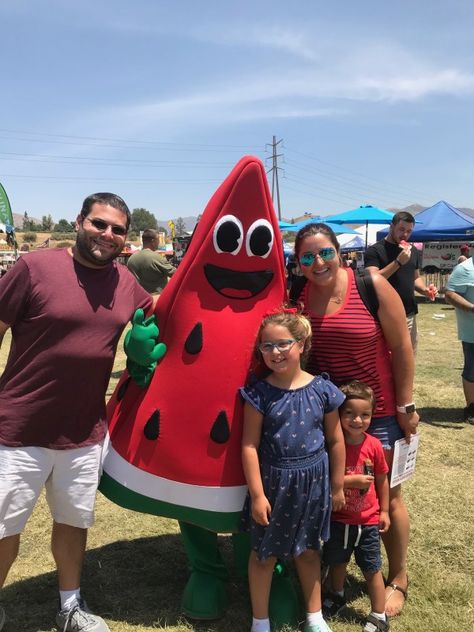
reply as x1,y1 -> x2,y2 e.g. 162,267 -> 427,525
20,209 -> 189,237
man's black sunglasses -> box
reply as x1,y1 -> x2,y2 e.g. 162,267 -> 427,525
84,217 -> 128,236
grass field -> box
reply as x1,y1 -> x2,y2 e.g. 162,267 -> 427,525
1,301 -> 473,631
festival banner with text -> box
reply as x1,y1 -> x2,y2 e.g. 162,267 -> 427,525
0,182 -> 17,249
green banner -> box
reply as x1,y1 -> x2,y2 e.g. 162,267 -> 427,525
0,182 -> 17,249
0,182 -> 13,226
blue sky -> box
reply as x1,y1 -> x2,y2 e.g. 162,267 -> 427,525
1,0 -> 473,222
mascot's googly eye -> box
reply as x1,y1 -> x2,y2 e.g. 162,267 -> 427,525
213,214 -> 243,255
246,219 -> 274,259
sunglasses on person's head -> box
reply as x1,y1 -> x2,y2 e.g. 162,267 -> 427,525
299,248 -> 336,267
84,217 -> 128,236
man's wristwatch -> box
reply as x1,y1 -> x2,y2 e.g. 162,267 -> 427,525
396,403 -> 416,414
394,258 -> 402,267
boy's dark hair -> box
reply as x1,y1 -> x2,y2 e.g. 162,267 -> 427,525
339,380 -> 376,411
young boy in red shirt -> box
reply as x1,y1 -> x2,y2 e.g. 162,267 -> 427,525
322,381 -> 390,632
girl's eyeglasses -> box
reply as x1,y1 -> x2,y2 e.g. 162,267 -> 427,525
84,217 -> 128,236
299,248 -> 336,267
258,339 -> 298,354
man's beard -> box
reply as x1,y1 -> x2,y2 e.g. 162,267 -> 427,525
75,231 -> 120,267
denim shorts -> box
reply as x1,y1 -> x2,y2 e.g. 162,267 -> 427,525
366,415 -> 403,450
462,341 -> 474,382
322,521 -> 382,574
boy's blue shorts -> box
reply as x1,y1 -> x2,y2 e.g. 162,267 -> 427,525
323,521 -> 382,574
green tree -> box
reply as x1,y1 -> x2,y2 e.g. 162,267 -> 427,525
157,225 -> 168,236
131,208 -> 158,233
42,214 -> 54,231
54,219 -> 75,233
22,212 -> 34,232
174,217 -> 186,236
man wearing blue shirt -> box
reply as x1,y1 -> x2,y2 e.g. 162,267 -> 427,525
446,257 -> 474,424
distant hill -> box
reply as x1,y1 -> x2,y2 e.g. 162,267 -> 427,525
12,212 -> 42,229
11,212 -> 198,233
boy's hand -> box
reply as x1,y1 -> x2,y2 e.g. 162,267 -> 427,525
379,510 -> 391,533
331,488 -> 346,512
251,495 -> 272,526
346,474 -> 374,490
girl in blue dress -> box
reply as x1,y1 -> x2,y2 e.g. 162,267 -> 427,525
241,308 -> 346,632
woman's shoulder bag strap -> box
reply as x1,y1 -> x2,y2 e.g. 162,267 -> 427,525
355,269 -> 379,320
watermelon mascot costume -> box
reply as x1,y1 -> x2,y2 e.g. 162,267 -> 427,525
100,156 -> 298,622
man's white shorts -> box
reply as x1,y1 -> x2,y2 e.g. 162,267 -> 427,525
0,443 -> 103,538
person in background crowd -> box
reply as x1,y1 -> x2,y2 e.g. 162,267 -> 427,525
0,193 -> 154,632
127,228 -> 176,295
364,211 -> 438,352
445,256 -> 474,424
457,244 -> 470,265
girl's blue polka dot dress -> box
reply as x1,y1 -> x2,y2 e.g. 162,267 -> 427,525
240,375 -> 345,561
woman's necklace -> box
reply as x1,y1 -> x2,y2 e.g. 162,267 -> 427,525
328,272 -> 347,304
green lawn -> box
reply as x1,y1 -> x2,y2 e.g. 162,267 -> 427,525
1,301 -> 473,631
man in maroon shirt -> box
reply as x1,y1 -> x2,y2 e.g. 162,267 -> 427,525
0,193 -> 152,631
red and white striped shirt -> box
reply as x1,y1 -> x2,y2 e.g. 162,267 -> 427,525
301,268 -> 396,418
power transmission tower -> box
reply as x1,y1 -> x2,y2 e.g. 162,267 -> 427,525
266,136 -> 283,220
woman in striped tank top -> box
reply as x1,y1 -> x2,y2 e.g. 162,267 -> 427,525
293,223 -> 419,618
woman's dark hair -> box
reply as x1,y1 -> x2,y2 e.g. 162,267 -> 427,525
294,222 -> 340,258
80,192 -> 131,229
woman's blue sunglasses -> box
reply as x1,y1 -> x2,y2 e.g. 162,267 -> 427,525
299,248 -> 336,267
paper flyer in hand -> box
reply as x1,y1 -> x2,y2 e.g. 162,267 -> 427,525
390,434 -> 420,488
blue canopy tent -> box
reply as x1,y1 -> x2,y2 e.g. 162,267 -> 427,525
338,234 -> 366,251
325,205 -> 394,248
376,201 -> 474,242
283,217 -> 358,235
278,220 -> 297,230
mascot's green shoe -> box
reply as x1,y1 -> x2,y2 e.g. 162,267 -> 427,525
179,521 -> 229,620
269,563 -> 300,629
181,571 -> 228,620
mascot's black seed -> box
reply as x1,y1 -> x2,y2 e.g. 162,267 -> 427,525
184,322 -> 203,354
144,410 -> 160,440
117,377 -> 131,401
210,411 -> 230,444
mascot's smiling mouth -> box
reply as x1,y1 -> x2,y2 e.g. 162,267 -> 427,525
204,263 -> 274,299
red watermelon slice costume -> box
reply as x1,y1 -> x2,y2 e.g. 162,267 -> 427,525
100,156 -> 298,621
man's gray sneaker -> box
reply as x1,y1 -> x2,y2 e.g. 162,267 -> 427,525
56,599 -> 110,632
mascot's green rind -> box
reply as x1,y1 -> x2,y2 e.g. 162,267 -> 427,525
99,156 -> 299,624
100,471 -> 242,532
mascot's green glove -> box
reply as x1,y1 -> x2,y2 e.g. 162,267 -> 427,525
124,309 -> 166,387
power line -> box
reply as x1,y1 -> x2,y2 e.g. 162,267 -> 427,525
0,173 -> 220,183
0,151 -> 234,168
285,145 -> 432,202
0,129 -> 263,152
